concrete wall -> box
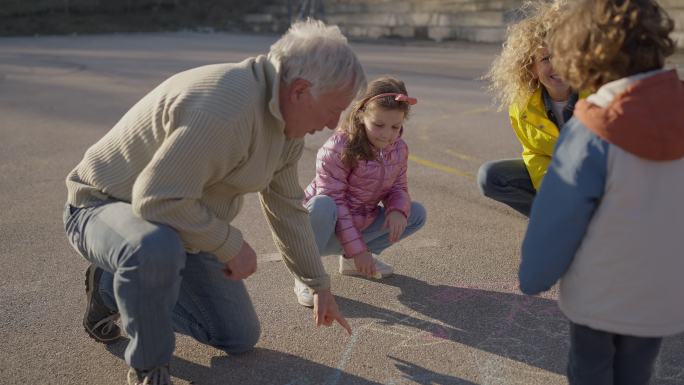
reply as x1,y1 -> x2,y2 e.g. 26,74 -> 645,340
3,0 -> 680,44
661,0 -> 684,47
325,0 -> 684,46
325,0 -> 519,43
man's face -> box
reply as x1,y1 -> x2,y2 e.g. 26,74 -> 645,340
281,80 -> 355,139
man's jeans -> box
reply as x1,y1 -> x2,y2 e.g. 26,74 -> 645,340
568,322 -> 662,385
477,158 -> 536,217
63,201 -> 260,371
305,195 -> 427,256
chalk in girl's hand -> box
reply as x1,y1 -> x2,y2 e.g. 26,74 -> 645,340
372,271 -> 383,279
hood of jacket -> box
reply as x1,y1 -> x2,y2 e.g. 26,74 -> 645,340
574,69 -> 684,161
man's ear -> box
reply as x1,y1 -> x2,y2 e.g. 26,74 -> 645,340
289,78 -> 312,102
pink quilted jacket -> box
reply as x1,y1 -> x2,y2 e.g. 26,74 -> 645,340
303,132 -> 412,257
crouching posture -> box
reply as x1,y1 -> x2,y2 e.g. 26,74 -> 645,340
294,76 -> 427,307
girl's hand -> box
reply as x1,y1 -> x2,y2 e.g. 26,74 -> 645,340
352,251 -> 376,278
383,211 -> 408,243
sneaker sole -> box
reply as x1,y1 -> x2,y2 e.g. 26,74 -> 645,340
84,266 -> 123,344
339,268 -> 393,278
296,297 -> 314,308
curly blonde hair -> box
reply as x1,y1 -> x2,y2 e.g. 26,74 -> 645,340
484,0 -> 567,110
339,76 -> 411,168
549,0 -> 675,92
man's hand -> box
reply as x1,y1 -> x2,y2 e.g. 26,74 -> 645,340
352,250 -> 375,278
313,289 -> 352,335
383,210 -> 407,243
223,241 -> 257,280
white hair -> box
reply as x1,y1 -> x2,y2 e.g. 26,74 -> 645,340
269,19 -> 366,98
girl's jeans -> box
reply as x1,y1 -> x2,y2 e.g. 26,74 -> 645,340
63,201 -> 260,371
477,158 -> 536,217
567,322 -> 662,385
305,195 -> 427,256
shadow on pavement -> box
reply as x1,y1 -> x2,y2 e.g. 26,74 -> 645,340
389,356 -> 478,385
337,274 -> 684,384
102,273 -> 683,384
337,274 -> 568,374
172,348 -> 386,385
106,343 -> 384,385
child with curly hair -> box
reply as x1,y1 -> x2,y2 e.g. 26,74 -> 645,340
478,0 -> 585,216
293,76 -> 427,307
519,0 -> 684,384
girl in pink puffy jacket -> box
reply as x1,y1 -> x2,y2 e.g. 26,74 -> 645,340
295,76 -> 427,307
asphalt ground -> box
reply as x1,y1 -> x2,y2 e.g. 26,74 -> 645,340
1,32 -> 683,385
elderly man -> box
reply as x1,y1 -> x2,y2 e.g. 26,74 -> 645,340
62,20 -> 365,385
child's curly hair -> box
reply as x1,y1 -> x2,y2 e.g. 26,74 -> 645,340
484,0 -> 567,110
339,76 -> 412,168
549,0 -> 675,91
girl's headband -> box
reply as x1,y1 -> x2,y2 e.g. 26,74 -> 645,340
366,92 -> 418,106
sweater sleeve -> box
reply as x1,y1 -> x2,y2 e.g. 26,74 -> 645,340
131,109 -> 248,263
313,139 -> 367,257
258,139 -> 330,291
382,142 -> 411,218
519,118 -> 609,295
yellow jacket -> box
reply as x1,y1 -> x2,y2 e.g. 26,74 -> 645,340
508,88 -> 588,190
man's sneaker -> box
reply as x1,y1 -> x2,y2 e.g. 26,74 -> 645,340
84,264 -> 122,344
339,254 -> 394,278
127,365 -> 173,385
293,278 -> 314,307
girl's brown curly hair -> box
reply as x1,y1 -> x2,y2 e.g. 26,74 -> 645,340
549,0 -> 675,92
339,76 -> 411,168
484,0 -> 567,110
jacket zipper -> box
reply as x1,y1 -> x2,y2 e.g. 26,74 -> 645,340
377,148 -> 386,196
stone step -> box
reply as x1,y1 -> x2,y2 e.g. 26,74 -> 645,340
326,0 -> 519,14
242,12 -> 290,33
410,0 -> 521,13
658,0 -> 684,8
244,13 -> 277,24
338,23 -> 504,42
428,24 -> 505,42
327,10 -> 504,28
262,4 -> 289,14
669,8 -> 684,31
327,1 -> 412,14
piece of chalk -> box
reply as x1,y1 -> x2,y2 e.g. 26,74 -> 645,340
372,271 -> 383,279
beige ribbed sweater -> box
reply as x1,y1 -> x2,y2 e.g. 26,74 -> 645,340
66,55 -> 330,290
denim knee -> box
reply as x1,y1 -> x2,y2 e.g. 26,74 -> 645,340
409,202 -> 427,230
125,225 -> 186,288
214,320 -> 261,355
307,195 -> 337,221
477,161 -> 497,196
231,320 -> 261,354
308,195 -> 337,224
